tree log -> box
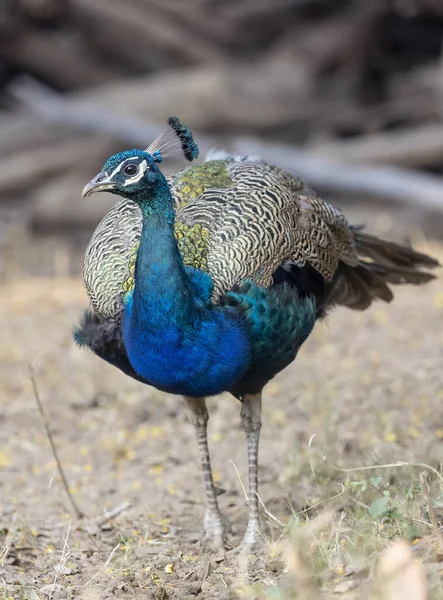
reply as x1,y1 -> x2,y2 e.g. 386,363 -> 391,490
310,124 -> 443,168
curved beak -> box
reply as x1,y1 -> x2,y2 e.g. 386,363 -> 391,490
82,171 -> 116,197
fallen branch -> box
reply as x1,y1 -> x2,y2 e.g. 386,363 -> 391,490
9,76 -> 443,215
310,123 -> 443,168
93,501 -> 131,528
0,136 -> 116,196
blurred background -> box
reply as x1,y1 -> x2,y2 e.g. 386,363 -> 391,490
1,0 -> 443,282
2,2 -> 443,596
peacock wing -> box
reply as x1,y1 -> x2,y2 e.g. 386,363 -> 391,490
177,159 -> 360,299
83,197 -> 142,318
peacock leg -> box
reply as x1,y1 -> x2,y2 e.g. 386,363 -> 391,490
184,396 -> 231,551
232,392 -> 265,554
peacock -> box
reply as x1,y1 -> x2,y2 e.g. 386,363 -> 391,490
75,117 -> 438,554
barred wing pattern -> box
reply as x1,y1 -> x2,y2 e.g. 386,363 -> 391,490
176,159 -> 358,299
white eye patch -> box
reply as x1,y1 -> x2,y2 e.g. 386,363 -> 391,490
123,159 -> 148,186
108,157 -> 139,180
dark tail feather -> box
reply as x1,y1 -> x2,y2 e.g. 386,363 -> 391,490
330,230 -> 439,311
74,309 -> 145,383
353,230 -> 439,270
330,264 -> 392,311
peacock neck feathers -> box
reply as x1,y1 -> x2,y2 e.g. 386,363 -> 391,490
129,211 -> 197,323
124,171 -> 197,326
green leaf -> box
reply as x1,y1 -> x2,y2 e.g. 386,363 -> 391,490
403,524 -> 422,540
347,480 -> 367,492
368,477 -> 383,488
368,496 -> 391,520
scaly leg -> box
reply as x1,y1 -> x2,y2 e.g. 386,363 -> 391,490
184,396 -> 231,551
234,392 -> 265,554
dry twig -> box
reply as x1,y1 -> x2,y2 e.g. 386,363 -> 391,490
29,366 -> 84,519
93,501 -> 131,528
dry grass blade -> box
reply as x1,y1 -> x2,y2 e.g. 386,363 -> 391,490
0,514 -> 17,566
83,543 -> 121,589
29,366 -> 84,519
337,461 -> 443,487
49,518 -> 72,599
230,459 -> 248,503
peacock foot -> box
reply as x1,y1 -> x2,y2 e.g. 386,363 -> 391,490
226,524 -> 267,558
226,526 -> 269,582
202,508 -> 232,553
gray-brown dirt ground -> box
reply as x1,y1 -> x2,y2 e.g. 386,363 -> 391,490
1,233 -> 443,599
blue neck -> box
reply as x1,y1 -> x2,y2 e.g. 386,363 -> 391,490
137,176 -> 175,225
122,179 -> 251,397
134,190 -> 196,317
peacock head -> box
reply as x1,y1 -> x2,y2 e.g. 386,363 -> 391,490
82,149 -> 165,200
82,117 -> 199,200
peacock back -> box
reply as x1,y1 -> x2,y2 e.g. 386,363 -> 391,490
82,155 -> 361,319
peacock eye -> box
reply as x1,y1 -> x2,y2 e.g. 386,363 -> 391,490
123,163 -> 138,176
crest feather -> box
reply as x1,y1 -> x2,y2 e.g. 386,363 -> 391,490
146,117 -> 199,163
